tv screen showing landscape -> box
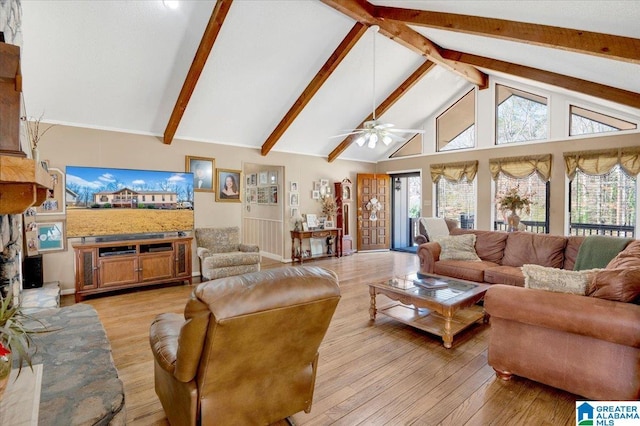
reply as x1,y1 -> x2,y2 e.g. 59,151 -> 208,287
65,166 -> 195,238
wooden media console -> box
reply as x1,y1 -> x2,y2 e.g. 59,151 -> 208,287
73,236 -> 192,302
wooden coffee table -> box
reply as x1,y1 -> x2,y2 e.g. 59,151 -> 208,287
369,273 -> 490,348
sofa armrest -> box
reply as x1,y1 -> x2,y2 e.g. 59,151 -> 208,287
196,247 -> 211,259
417,242 -> 441,274
485,284 -> 640,348
414,235 -> 428,245
239,243 -> 259,253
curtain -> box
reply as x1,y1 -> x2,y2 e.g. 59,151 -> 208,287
430,160 -> 478,183
564,147 -> 640,180
489,154 -> 552,182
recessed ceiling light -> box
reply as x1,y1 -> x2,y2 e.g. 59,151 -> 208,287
163,0 -> 180,10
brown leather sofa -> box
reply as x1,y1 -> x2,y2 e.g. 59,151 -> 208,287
485,240 -> 640,400
485,283 -> 640,400
418,229 -> 587,286
149,266 -> 341,426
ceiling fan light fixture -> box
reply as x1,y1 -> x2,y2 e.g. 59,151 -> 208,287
382,134 -> 392,145
355,135 -> 365,147
368,133 -> 378,148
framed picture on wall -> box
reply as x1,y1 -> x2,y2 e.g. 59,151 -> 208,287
36,220 -> 66,252
216,169 -> 241,202
258,171 -> 268,185
289,192 -> 299,207
36,168 -> 65,215
186,156 -> 215,192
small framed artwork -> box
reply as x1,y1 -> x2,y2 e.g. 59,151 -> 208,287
216,169 -> 241,202
258,171 -> 268,185
290,181 -> 298,192
313,181 -> 321,191
36,220 -> 66,252
312,190 -> 320,200
325,220 -> 335,229
250,173 -> 257,186
320,179 -> 329,187
249,187 -> 257,204
269,171 -> 278,184
268,185 -> 278,204
289,192 -> 299,207
306,213 -> 318,229
36,168 -> 65,215
290,207 -> 299,218
186,156 -> 215,192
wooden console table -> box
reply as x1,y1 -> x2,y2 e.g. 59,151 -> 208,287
291,229 -> 341,263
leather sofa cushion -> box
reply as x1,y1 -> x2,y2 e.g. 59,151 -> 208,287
451,228 -> 509,263
589,241 -> 640,303
501,232 -> 567,268
563,236 -> 585,270
434,260 -> 499,282
484,265 -> 525,287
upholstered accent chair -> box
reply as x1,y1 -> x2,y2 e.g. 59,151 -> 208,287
149,266 -> 341,426
195,226 -> 260,280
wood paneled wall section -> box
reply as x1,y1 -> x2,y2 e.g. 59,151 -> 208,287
243,217 -> 284,260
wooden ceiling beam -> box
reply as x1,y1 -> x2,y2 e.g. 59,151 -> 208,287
328,60 -> 436,162
261,22 -> 368,156
376,6 -> 640,65
442,49 -> 640,110
320,0 -> 488,89
163,0 -> 233,145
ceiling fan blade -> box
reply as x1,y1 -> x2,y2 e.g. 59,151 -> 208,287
388,128 -> 425,134
374,122 -> 394,129
330,131 -> 366,138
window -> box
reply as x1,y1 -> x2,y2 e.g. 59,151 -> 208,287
494,173 -> 549,233
436,89 -> 475,152
569,166 -> 636,237
390,134 -> 422,158
496,84 -> 548,145
431,161 -> 478,228
570,105 -> 637,136
565,148 -> 639,238
436,178 -> 476,229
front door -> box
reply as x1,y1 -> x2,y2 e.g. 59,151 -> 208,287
357,174 -> 391,251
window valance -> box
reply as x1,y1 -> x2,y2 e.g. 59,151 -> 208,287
430,160 -> 478,184
564,147 -> 640,180
489,154 -> 552,182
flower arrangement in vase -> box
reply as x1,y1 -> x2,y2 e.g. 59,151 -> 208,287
495,185 -> 534,231
21,113 -> 56,162
319,195 -> 337,221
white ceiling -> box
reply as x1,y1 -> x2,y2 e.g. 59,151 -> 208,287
19,0 -> 640,163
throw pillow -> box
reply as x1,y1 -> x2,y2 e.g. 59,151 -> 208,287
419,217 -> 450,242
522,264 -> 600,296
433,234 -> 481,261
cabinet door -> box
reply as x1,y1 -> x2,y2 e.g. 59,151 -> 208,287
99,256 -> 139,288
173,240 -> 192,279
75,248 -> 98,290
139,252 -> 174,282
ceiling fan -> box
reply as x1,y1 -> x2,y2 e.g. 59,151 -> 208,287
332,25 -> 425,149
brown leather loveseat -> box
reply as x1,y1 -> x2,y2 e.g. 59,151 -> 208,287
149,266 -> 341,425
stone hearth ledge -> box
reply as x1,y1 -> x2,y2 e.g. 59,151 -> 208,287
23,304 -> 126,425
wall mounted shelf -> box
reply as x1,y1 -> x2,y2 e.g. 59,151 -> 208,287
0,155 -> 52,214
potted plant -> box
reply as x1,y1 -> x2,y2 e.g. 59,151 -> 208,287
0,289 -> 40,399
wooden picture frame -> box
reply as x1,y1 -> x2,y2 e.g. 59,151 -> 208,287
36,168 -> 65,215
36,219 -> 66,252
216,168 -> 241,202
186,156 -> 215,192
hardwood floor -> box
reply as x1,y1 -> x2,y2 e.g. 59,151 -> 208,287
66,252 -> 578,425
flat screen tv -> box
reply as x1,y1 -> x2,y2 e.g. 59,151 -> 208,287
65,165 -> 195,239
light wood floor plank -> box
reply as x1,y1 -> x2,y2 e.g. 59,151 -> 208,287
62,251 -> 578,425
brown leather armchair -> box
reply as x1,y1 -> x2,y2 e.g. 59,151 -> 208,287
149,266 -> 341,426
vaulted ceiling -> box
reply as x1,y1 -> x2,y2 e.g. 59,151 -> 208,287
20,0 -> 640,163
